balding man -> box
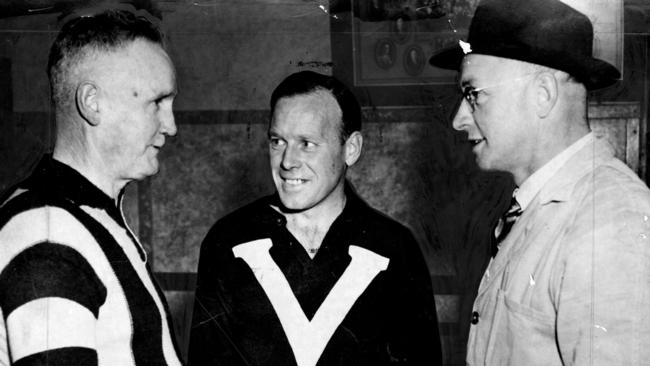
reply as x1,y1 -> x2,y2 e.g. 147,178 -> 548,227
0,10 -> 182,365
430,0 -> 650,364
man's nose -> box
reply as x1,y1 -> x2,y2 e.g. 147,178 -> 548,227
281,144 -> 301,170
161,108 -> 177,137
452,99 -> 473,131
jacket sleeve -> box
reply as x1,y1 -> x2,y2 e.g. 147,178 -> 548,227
187,225 -> 249,366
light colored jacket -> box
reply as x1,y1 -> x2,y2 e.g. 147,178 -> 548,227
466,137 -> 650,365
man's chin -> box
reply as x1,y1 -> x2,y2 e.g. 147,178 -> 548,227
277,200 -> 306,213
146,158 -> 161,175
143,167 -> 160,178
276,194 -> 310,213
475,155 -> 493,171
129,163 -> 160,181
475,159 -> 506,174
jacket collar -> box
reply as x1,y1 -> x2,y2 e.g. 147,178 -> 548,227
537,136 -> 615,206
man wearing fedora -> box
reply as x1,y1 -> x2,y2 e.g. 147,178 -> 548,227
431,0 -> 650,364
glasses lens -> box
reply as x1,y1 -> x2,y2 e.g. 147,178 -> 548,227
462,87 -> 477,111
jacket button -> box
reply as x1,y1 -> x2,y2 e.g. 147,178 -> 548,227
471,311 -> 479,325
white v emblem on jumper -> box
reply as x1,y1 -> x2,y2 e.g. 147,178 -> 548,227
233,239 -> 389,366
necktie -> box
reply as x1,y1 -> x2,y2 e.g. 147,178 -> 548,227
491,195 -> 522,257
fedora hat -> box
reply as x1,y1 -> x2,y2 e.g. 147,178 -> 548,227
429,0 -> 620,90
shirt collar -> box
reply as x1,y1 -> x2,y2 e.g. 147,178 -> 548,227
25,155 -> 120,212
263,181 -> 366,226
516,133 -> 593,210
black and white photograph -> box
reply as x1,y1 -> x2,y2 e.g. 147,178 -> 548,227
0,0 -> 648,365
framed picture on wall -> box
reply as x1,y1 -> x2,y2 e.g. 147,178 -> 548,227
330,0 -> 625,106
349,0 -> 478,86
330,0 -> 476,106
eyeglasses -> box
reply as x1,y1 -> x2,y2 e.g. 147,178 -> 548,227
461,86 -> 487,113
460,73 -> 536,113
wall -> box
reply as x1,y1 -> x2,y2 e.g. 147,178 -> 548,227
0,1 -> 648,365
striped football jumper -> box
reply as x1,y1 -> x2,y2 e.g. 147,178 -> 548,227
0,156 -> 182,366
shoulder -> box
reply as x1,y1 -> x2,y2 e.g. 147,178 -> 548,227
558,156 -> 650,255
352,197 -> 414,239
0,188 -> 107,318
216,196 -> 274,227
200,195 -> 276,253
0,183 -> 107,273
575,157 -> 650,214
347,197 -> 422,263
1,182 -> 49,226
1,185 -> 75,245
587,140 -> 650,202
0,169 -> 78,227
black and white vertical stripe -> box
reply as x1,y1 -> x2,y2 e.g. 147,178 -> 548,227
0,188 -> 181,365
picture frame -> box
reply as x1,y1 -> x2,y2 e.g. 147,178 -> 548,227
331,0 -> 478,106
350,0 -> 478,86
330,0 -> 625,107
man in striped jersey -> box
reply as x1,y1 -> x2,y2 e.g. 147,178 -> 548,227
0,9 -> 182,366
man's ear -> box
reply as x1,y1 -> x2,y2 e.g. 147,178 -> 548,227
535,72 -> 558,119
76,82 -> 100,126
344,131 -> 363,166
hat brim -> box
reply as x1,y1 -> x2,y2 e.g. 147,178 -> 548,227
428,44 -> 464,71
574,58 -> 620,90
428,44 -> 620,90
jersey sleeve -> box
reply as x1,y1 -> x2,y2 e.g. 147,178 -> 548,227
0,242 -> 106,365
188,224 -> 249,366
390,227 -> 444,365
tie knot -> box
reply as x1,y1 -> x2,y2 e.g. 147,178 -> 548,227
505,196 -> 522,219
491,194 -> 523,257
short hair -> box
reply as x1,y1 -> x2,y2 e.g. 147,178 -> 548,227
47,9 -> 164,109
270,71 -> 361,142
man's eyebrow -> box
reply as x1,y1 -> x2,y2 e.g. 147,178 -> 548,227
154,88 -> 177,101
163,90 -> 177,99
295,132 -> 324,142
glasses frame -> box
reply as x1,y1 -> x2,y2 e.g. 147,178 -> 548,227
460,73 -> 537,113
